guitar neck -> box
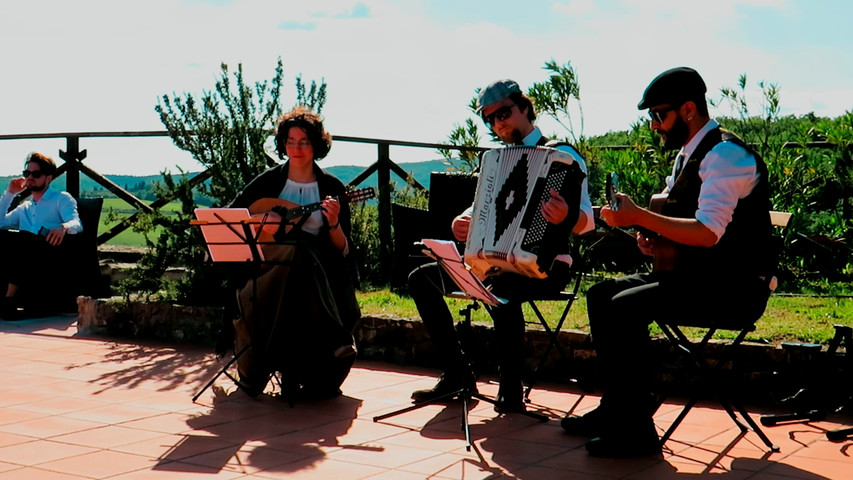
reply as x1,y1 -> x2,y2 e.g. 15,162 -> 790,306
284,202 -> 324,221
282,188 -> 374,220
248,187 -> 375,220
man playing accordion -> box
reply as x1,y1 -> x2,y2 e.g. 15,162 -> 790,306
409,79 -> 594,413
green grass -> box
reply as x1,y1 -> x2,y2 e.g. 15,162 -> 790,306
98,198 -> 184,247
357,285 -> 853,346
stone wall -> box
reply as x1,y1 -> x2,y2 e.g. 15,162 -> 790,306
75,296 -> 848,404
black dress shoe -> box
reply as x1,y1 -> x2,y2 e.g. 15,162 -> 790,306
585,422 -> 662,458
234,370 -> 264,398
493,381 -> 525,414
561,406 -> 612,437
411,372 -> 476,403
0,297 -> 21,321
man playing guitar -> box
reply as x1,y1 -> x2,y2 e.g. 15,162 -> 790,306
560,67 -> 774,458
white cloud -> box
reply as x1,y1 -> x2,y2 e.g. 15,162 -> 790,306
552,0 -> 599,16
1,0 -> 850,176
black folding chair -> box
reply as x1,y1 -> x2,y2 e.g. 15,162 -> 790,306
655,312 -> 779,452
522,272 -> 583,402
654,212 -> 792,453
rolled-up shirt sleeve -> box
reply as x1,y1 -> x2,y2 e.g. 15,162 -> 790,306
58,192 -> 83,234
695,142 -> 760,242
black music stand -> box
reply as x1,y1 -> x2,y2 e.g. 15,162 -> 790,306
190,208 -> 275,403
372,239 -> 547,451
761,324 -> 853,441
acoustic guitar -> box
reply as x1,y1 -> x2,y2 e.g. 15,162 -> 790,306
646,193 -> 679,271
249,187 -> 375,242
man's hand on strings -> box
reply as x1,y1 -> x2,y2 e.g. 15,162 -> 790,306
600,193 -> 642,228
636,231 -> 657,257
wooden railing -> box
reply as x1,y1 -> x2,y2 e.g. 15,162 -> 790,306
1,130 -> 843,281
0,131 -> 487,276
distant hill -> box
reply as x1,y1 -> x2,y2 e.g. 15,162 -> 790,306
0,160 -> 458,200
327,160 -> 455,188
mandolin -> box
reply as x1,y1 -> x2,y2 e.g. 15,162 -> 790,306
249,187 -> 375,240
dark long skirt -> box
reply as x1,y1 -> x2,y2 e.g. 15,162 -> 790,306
233,243 -> 358,398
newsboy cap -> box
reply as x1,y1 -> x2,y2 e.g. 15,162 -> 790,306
637,67 -> 707,110
476,79 -> 522,113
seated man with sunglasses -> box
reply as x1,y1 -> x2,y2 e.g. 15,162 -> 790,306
0,152 -> 81,319
561,67 -> 774,457
408,79 -> 594,412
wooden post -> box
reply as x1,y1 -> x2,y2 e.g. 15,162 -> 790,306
59,136 -> 87,199
377,141 -> 392,281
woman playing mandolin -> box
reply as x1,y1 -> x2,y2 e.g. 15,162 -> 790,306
228,106 -> 362,400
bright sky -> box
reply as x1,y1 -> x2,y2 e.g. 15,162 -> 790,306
1,0 -> 851,176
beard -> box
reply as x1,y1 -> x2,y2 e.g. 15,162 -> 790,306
27,183 -> 46,193
504,128 -> 524,146
662,115 -> 689,150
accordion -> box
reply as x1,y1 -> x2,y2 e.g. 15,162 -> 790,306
464,145 -> 585,279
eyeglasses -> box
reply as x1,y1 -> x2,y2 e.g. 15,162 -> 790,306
482,105 -> 516,126
22,170 -> 45,179
285,139 -> 312,148
648,107 -> 674,124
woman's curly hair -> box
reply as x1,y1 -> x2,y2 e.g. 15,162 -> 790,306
274,106 -> 333,160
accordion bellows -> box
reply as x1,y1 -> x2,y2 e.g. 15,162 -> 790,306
464,146 -> 585,279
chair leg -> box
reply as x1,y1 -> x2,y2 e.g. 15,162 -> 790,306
524,299 -> 574,401
659,397 -> 699,445
657,323 -> 779,452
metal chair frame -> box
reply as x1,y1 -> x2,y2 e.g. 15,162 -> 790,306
655,319 -> 779,452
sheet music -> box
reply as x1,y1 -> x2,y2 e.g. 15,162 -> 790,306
194,208 -> 265,262
421,238 -> 507,306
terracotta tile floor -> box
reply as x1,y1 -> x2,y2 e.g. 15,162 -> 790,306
1,315 -> 851,479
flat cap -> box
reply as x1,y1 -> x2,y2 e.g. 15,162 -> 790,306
476,79 -> 522,113
638,67 -> 706,110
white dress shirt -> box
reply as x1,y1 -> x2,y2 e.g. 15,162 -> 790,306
0,187 -> 82,235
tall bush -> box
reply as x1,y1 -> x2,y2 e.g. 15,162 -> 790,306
119,59 -> 328,304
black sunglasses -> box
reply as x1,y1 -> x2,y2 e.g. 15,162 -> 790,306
482,105 -> 516,126
22,170 -> 45,179
648,107 -> 675,123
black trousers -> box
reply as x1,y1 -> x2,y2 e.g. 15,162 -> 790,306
408,261 -> 570,384
587,270 -> 770,421
0,229 -> 62,294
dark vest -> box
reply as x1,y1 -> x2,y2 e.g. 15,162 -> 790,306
662,128 -> 773,278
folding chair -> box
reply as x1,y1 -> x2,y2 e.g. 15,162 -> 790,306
654,211 -> 792,453
655,312 -> 779,452
519,227 -> 606,402
522,272 -> 583,402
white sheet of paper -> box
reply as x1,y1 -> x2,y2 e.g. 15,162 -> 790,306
194,208 -> 265,262
421,238 -> 506,306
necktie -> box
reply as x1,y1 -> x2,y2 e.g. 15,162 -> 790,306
673,152 -> 686,179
